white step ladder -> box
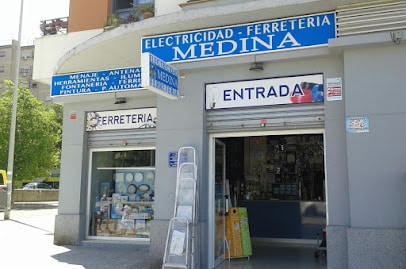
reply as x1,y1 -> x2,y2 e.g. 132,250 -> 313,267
163,147 -> 198,269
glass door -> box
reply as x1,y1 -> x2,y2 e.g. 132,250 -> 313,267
214,139 -> 227,267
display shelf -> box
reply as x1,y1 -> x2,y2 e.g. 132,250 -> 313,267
231,134 -> 324,202
93,217 -> 152,238
271,182 -> 301,200
97,167 -> 155,170
90,166 -> 155,239
94,196 -> 154,238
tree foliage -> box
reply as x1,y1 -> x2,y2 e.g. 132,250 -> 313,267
0,81 -> 62,184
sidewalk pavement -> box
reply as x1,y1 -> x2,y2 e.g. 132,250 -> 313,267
0,202 -> 150,269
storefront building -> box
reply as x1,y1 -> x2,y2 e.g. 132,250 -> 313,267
33,1 -> 406,268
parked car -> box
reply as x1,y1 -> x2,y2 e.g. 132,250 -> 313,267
22,182 -> 52,190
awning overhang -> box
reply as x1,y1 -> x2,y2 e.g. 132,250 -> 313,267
54,0 -> 334,75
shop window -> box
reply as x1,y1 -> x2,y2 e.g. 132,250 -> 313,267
226,134 -> 325,202
88,149 -> 155,240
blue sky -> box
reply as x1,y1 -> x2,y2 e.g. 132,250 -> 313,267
0,0 -> 70,45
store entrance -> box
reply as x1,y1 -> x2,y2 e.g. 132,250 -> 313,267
215,132 -> 326,263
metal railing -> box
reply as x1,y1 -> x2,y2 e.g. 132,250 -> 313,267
40,17 -> 69,36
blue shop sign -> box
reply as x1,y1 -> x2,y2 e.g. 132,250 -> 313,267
142,12 -> 336,63
168,152 -> 178,168
51,67 -> 142,97
141,53 -> 179,99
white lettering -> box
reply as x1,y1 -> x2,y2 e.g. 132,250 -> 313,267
156,70 -> 178,87
200,42 -> 214,57
173,45 -> 197,60
277,32 -> 301,48
251,35 -> 274,51
140,14 -> 334,62
218,40 -> 237,55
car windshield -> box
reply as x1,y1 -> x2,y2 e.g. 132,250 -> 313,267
23,182 -> 52,189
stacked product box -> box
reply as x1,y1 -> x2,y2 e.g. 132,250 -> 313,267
226,207 -> 252,258
238,207 -> 252,257
226,207 -> 243,257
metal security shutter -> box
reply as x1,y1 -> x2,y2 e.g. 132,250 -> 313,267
87,128 -> 156,148
337,1 -> 406,37
206,104 -> 324,133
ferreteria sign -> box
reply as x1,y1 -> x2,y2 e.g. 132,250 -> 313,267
51,67 -> 142,97
86,108 -> 157,131
141,12 -> 336,63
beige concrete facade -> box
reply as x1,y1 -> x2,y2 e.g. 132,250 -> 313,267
0,43 -> 51,102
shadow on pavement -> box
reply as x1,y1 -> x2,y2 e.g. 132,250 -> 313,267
7,218 -> 54,234
51,244 -> 150,269
0,201 -> 59,212
12,201 -> 59,210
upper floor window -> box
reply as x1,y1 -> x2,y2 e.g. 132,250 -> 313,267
114,0 -> 154,12
0,51 -> 5,57
0,66 -> 4,73
113,0 -> 154,22
115,0 -> 133,10
20,66 -> 31,74
21,54 -> 32,60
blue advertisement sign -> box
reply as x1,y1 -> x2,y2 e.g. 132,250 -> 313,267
142,12 -> 336,63
141,53 -> 179,99
168,152 -> 178,168
51,67 -> 142,97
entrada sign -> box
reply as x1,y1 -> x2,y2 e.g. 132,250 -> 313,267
205,74 -> 324,109
142,12 -> 335,63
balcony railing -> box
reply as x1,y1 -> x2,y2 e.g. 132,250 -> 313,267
40,17 -> 69,36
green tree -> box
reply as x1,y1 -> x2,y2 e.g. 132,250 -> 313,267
0,80 -> 62,187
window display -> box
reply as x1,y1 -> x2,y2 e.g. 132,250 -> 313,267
226,134 -> 325,202
88,149 -> 155,239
